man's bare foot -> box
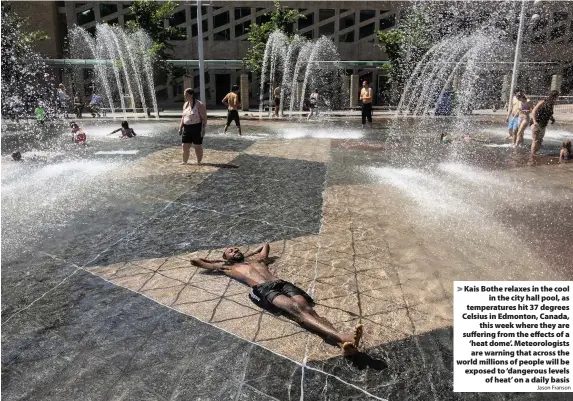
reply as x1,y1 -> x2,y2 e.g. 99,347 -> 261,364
353,324 -> 363,348
341,341 -> 359,356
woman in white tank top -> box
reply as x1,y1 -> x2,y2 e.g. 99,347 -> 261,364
178,88 -> 207,164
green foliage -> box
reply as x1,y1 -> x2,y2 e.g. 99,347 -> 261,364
377,6 -> 435,102
126,0 -> 184,82
244,1 -> 305,73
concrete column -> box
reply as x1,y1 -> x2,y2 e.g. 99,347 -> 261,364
500,74 -> 511,105
350,74 -> 359,107
551,74 -> 562,92
240,74 -> 249,111
208,70 -> 216,106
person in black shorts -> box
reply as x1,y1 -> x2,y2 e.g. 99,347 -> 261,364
191,243 -> 364,355
222,85 -> 242,136
178,88 -> 207,164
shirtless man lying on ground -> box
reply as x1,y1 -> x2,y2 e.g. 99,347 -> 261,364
191,243 -> 363,355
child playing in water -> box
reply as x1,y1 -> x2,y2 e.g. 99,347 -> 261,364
70,122 -> 87,144
560,139 -> 572,163
109,121 -> 137,139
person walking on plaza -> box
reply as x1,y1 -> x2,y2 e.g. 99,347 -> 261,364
307,89 -> 319,120
57,83 -> 70,118
505,88 -> 522,140
273,85 -> 281,117
178,88 -> 207,165
222,85 -> 242,136
531,90 -> 559,155
360,80 -> 373,128
513,91 -> 533,147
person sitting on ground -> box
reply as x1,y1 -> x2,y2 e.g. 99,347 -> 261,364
560,139 -> 572,163
307,89 -> 319,120
70,122 -> 87,144
109,121 -> 137,139
191,243 -> 364,355
12,151 -> 22,161
222,85 -> 242,136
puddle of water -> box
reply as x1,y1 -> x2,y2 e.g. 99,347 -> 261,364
280,128 -> 364,140
95,150 -> 139,155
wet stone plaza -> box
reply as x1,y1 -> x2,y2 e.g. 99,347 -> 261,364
2,118 -> 573,400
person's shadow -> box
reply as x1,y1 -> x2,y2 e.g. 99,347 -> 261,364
200,163 -> 239,168
345,352 -> 388,370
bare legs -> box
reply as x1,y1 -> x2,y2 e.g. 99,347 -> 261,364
514,118 -> 529,147
271,294 -> 363,355
182,143 -> 203,164
181,143 -> 191,164
193,144 -> 203,165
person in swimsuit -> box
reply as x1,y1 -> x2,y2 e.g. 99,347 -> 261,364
191,243 -> 364,355
560,139 -> 572,163
506,88 -> 522,140
307,90 -> 319,120
273,86 -> 281,117
70,122 -> 87,144
514,92 -> 533,147
109,121 -> 137,139
222,85 -> 241,136
531,90 -> 559,155
178,88 -> 207,165
360,81 -> 373,128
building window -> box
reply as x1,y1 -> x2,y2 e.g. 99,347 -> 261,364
194,72 -> 210,88
173,82 -> 184,96
319,22 -> 335,36
191,20 -> 209,37
75,3 -> 87,8
235,7 -> 251,20
213,10 -> 229,28
299,13 -> 314,29
302,30 -> 313,40
553,12 -> 568,23
77,8 -> 95,25
100,4 -> 117,18
170,10 -> 186,26
551,25 -> 566,40
360,10 -> 375,23
86,26 -> 96,37
340,13 -> 355,30
359,22 -> 375,39
124,12 -> 136,23
105,18 -> 119,26
380,15 -> 395,30
319,9 -> 335,21
190,6 -> 207,19
380,9 -> 391,15
339,31 -> 354,42
256,13 -> 271,25
214,28 -> 230,41
235,21 -> 251,38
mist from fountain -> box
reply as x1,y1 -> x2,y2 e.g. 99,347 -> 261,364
68,25 -> 158,119
259,31 -> 344,119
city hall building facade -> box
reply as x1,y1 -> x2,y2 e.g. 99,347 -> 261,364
10,0 -> 573,108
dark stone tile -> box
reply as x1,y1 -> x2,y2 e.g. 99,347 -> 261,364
237,383 -> 283,401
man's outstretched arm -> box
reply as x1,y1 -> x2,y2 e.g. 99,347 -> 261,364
191,258 -> 228,272
244,243 -> 270,261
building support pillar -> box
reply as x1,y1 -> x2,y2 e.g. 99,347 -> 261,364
240,73 -> 249,111
551,74 -> 562,92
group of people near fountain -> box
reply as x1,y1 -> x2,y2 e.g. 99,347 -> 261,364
506,89 -> 563,156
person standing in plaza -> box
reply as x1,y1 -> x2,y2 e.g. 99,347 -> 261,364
273,85 -> 281,117
178,88 -> 207,165
505,88 -> 522,140
360,81 -> 373,128
513,92 -> 533,147
307,89 -> 319,120
222,85 -> 242,136
531,90 -> 559,155
57,83 -> 70,118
